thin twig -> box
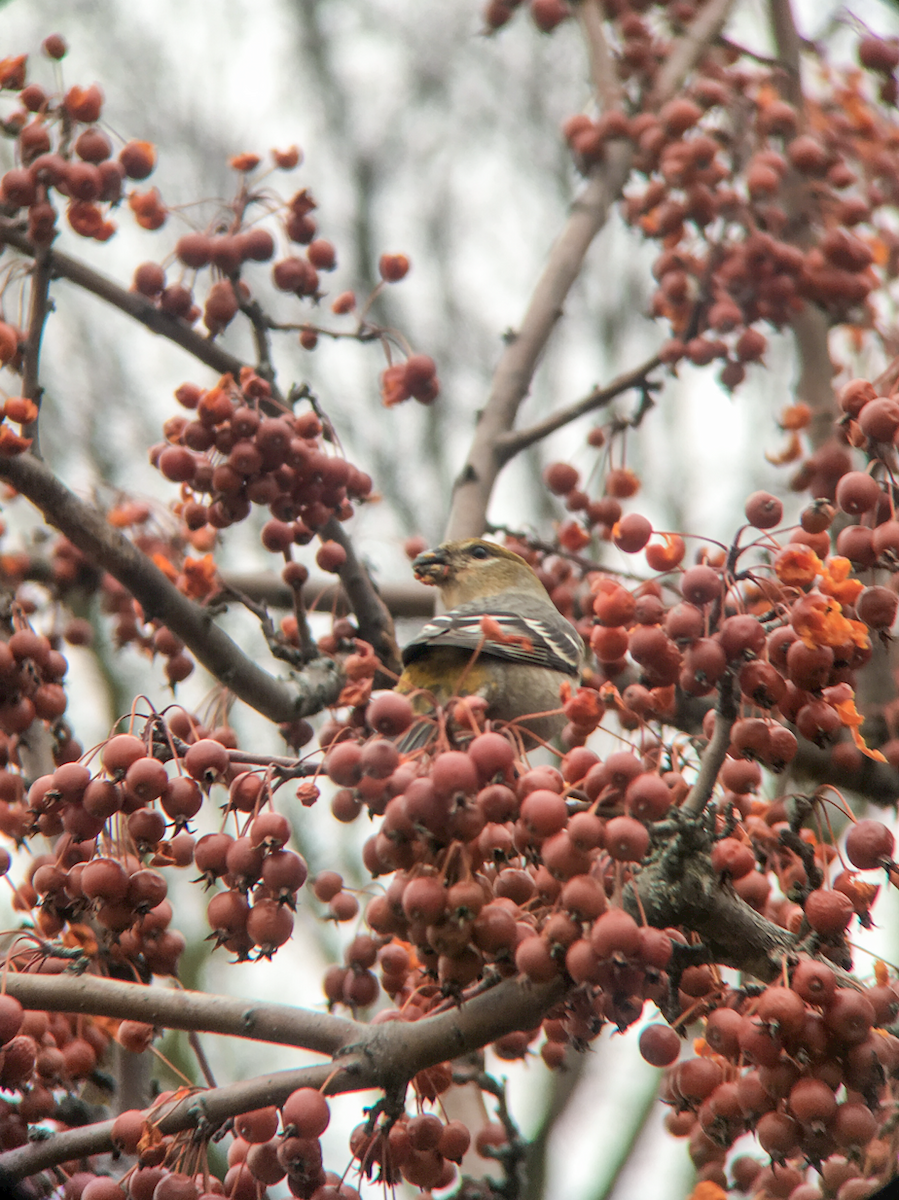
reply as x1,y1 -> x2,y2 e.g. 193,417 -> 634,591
237,290 -> 278,385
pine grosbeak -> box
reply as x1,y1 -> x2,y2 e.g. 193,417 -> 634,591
397,538 -> 584,744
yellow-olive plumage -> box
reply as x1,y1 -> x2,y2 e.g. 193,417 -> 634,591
396,538 -> 583,744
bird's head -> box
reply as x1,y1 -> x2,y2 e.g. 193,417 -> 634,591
411,538 -> 547,608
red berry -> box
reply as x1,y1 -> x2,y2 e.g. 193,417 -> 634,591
281,1087 -> 330,1138
378,253 -> 410,281
639,1024 -> 680,1066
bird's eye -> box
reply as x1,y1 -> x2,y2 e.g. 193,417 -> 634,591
470,545 -> 490,560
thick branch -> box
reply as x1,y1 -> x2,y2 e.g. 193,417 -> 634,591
624,837 -> 796,982
0,220 -> 256,388
1,972 -> 357,1053
0,969 -> 564,1180
0,452 -> 340,722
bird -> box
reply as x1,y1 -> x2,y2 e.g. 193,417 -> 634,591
396,538 -> 584,746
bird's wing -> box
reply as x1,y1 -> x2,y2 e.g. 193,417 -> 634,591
402,594 -> 583,677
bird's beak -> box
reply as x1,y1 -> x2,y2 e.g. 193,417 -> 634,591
411,546 -> 450,585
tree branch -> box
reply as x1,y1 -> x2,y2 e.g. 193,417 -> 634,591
0,969 -> 565,1181
1,1063 -> 338,1180
682,673 -> 738,816
767,0 -> 804,110
320,517 -> 402,674
444,0 -> 736,541
1,972 -> 357,1053
625,837 -> 797,983
444,149 -> 636,541
0,451 -> 341,723
578,0 -> 622,111
0,219 -> 261,391
20,248 -> 52,458
495,353 -> 663,461
220,569 -> 435,619
648,0 -> 736,107
675,687 -> 899,807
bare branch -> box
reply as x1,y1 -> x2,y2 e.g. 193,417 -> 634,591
649,0 -> 737,106
1,972 -> 357,1053
767,0 -> 804,109
495,352 -> 663,460
221,569 -> 435,619
445,0 -> 737,541
445,148 -> 636,542
1,1063 -> 338,1180
578,0 -> 622,110
0,969 -> 565,1181
0,451 -> 340,723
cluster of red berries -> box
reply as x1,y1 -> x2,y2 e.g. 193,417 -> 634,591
304,662 -> 899,1196
77,1088 -> 345,1200
0,626 -> 69,741
516,8 -> 899,390
657,968 -> 899,1196
144,178 -> 334,338
542,457 -> 680,560
0,37 -> 157,246
0,510 -> 200,687
517,477 -> 890,764
0,993 -> 112,1151
151,371 -> 372,558
617,61 -> 886,383
0,707 -> 318,981
346,1107 -> 476,1192
1,37 -> 439,417
60,1076 -> 493,1200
